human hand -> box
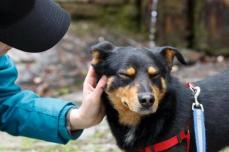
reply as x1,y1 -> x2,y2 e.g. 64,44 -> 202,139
68,66 -> 107,130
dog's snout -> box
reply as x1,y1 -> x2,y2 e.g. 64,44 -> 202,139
138,93 -> 154,107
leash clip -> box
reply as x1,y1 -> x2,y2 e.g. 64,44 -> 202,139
188,83 -> 206,152
188,83 -> 204,111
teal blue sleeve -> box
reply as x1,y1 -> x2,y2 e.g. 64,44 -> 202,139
0,55 -> 83,144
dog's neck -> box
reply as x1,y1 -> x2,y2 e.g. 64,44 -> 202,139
104,76 -> 194,151
158,77 -> 193,139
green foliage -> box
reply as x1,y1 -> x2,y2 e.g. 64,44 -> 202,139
94,5 -> 140,33
56,87 -> 70,96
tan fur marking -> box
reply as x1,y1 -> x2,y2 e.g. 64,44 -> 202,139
91,51 -> 100,65
151,85 -> 160,113
165,49 -> 175,66
107,85 -> 141,126
160,77 -> 167,97
148,66 -> 158,75
151,77 -> 167,112
126,67 -> 136,76
105,77 -> 114,92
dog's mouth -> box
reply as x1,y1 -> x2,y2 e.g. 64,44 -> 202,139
139,107 -> 155,114
122,99 -> 159,115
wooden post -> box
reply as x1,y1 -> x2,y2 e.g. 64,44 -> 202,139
155,0 -> 190,48
192,0 -> 208,51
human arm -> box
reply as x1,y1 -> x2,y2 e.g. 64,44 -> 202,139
0,55 -> 82,144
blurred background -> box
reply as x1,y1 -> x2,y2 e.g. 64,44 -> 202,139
1,0 -> 229,151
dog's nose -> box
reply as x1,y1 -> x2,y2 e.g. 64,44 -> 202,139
138,93 -> 154,108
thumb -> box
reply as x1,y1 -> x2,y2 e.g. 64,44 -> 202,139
93,75 -> 107,97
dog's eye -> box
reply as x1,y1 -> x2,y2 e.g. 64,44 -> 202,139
118,72 -> 132,79
149,72 -> 160,79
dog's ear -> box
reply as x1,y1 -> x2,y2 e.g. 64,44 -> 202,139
91,41 -> 115,66
158,46 -> 187,70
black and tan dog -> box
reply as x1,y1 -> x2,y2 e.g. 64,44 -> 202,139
91,41 -> 229,152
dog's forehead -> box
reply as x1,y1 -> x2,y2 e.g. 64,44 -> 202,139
113,47 -> 158,67
115,46 -> 147,54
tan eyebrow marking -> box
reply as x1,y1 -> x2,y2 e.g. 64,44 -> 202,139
126,67 -> 136,76
148,66 -> 158,75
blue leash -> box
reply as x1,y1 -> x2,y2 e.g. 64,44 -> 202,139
188,83 -> 206,152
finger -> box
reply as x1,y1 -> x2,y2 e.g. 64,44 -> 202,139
84,66 -> 97,88
87,66 -> 96,78
93,75 -> 107,97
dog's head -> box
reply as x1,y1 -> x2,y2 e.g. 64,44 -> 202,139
91,41 -> 186,126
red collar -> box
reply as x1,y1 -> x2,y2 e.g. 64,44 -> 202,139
138,130 -> 190,152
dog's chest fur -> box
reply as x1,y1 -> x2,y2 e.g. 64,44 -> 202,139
125,127 -> 137,145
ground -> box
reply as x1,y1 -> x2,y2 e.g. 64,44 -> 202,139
1,21 -> 229,152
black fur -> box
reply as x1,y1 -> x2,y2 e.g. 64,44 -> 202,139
0,0 -> 35,28
91,41 -> 229,152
